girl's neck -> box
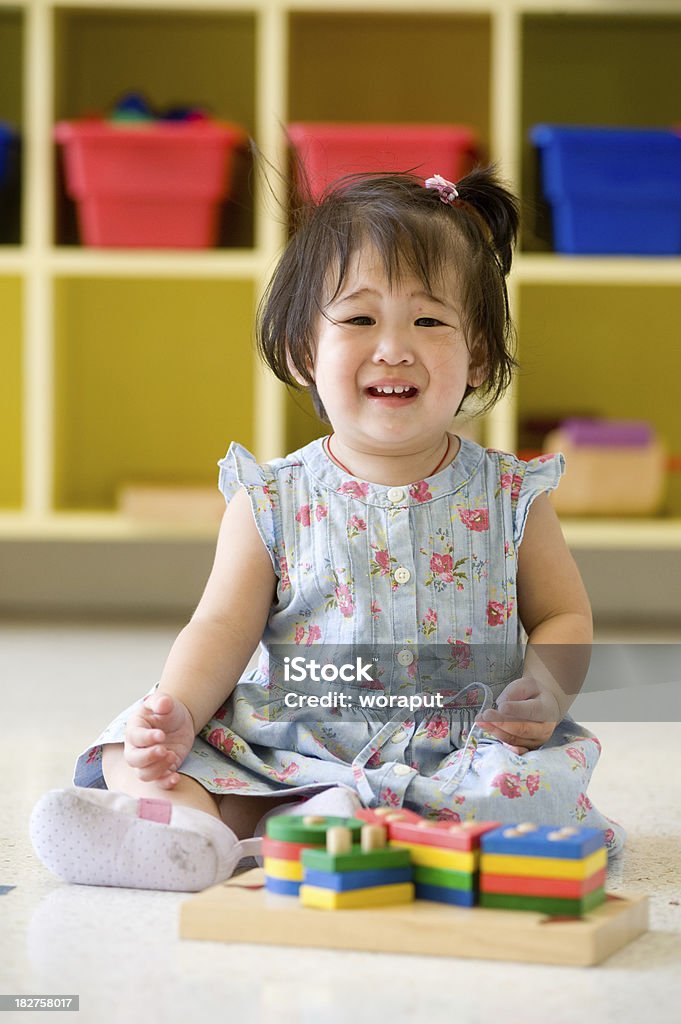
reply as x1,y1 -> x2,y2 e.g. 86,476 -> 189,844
324,433 -> 459,486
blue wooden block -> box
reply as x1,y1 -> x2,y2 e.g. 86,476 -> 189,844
415,882 -> 476,907
303,865 -> 413,892
265,875 -> 301,896
481,824 -> 604,859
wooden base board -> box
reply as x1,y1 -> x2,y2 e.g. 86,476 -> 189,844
180,869 -> 648,967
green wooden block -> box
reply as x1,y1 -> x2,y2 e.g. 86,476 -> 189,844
266,815 -> 365,845
479,886 -> 606,916
301,844 -> 412,874
413,865 -> 477,891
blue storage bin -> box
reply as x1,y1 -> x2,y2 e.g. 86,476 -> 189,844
0,122 -> 16,183
531,125 -> 681,255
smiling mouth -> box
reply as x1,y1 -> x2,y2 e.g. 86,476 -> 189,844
366,385 -> 418,398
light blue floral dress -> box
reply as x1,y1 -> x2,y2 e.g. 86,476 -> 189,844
75,435 -> 625,857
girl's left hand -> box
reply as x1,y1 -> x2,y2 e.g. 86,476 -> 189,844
474,676 -> 561,755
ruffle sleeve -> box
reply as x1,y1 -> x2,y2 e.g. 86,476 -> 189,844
217,442 -> 281,575
513,452 -> 565,546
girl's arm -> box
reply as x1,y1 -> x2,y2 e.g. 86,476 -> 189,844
477,493 -> 593,751
156,485 -> 278,732
124,487 -> 278,786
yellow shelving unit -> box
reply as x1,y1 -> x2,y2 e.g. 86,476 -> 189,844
1,0 -> 680,551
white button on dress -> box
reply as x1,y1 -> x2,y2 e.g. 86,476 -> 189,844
393,763 -> 411,776
394,566 -> 411,585
387,487 -> 405,503
396,649 -> 414,666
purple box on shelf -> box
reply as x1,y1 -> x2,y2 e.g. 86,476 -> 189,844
543,418 -> 666,516
560,419 -> 654,447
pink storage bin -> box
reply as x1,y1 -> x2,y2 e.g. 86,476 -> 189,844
54,120 -> 246,248
288,122 -> 478,200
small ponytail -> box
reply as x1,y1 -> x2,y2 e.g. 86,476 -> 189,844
453,165 -> 519,276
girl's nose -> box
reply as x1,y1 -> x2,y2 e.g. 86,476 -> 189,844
371,329 -> 415,365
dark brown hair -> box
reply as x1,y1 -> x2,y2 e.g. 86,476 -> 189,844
256,165 -> 519,421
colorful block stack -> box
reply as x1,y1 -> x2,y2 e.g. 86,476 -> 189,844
358,808 -> 500,906
299,820 -> 414,910
479,823 -> 607,915
264,814 -> 364,896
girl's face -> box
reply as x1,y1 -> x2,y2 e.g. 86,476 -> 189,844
312,243 -> 484,459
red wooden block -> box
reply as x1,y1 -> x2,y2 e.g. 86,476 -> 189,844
356,808 -> 423,827
481,866 -> 607,899
388,819 -> 502,852
261,836 -> 324,861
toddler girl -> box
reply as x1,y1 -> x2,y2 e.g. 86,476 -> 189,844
31,166 -> 624,892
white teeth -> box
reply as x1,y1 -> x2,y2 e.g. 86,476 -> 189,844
374,385 -> 413,395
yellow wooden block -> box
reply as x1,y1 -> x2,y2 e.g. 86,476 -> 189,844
300,882 -> 415,910
481,847 -> 607,880
264,857 -> 303,882
390,840 -> 476,872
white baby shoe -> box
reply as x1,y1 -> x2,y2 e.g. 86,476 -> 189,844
30,787 -> 261,892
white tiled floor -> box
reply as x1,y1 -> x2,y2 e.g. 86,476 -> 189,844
2,620 -> 681,1024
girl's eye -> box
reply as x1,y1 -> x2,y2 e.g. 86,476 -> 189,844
346,316 -> 375,326
415,317 -> 444,327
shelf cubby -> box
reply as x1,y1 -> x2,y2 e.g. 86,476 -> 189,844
516,282 -> 681,516
520,12 -> 681,252
52,276 -> 255,510
285,9 -> 492,452
289,12 -> 491,146
52,6 -> 258,248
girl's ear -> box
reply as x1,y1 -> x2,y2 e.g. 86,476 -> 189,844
286,350 -> 314,387
468,362 -> 487,389
467,343 -> 488,389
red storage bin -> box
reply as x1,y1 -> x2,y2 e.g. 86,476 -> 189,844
54,120 -> 246,248
288,123 -> 478,200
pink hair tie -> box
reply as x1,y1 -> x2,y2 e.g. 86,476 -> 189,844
424,173 -> 459,206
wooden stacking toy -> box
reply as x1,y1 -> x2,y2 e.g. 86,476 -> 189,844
299,818 -> 414,910
358,807 -> 500,906
263,814 -> 364,896
182,809 -> 648,964
479,822 -> 607,915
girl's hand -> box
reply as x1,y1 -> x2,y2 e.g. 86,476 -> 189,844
474,676 -> 561,755
124,692 -> 196,789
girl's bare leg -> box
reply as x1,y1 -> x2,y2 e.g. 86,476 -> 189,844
218,792 -> 302,840
102,743 -> 300,839
102,742 -> 222,818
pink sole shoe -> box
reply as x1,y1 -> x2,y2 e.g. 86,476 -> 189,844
30,787 -> 261,892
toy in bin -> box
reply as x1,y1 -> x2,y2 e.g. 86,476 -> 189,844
544,418 -> 666,516
288,122 -> 478,201
55,93 -> 246,248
